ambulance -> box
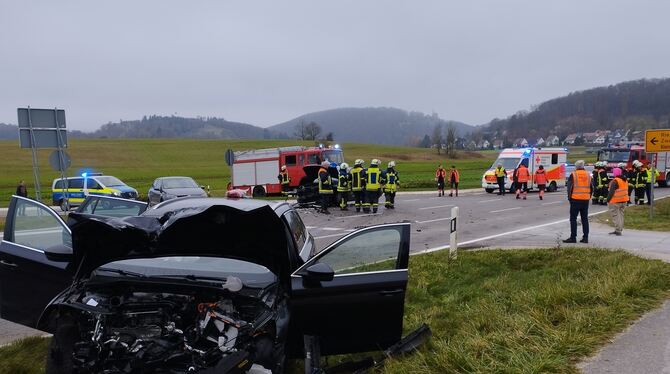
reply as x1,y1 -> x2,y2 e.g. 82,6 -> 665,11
482,147 -> 568,193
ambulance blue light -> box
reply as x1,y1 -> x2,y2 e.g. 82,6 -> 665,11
334,144 -> 340,149
81,172 -> 88,178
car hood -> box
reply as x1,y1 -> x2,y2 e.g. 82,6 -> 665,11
163,187 -> 206,196
69,204 -> 290,281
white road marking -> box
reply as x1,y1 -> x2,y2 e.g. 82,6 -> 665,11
415,217 -> 453,224
489,207 -> 522,213
418,204 -> 454,210
541,201 -> 563,205
478,198 -> 501,203
403,198 -> 422,202
335,213 -> 383,219
306,226 -> 317,229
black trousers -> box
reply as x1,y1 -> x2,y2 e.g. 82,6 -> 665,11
338,191 -> 349,209
320,193 -> 332,211
384,191 -> 396,207
569,200 -> 590,239
645,183 -> 652,204
497,177 -> 505,195
365,190 -> 380,212
353,190 -> 364,211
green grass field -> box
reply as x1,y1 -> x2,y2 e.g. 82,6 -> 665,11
597,197 -> 670,231
0,139 -> 597,207
1,248 -> 668,374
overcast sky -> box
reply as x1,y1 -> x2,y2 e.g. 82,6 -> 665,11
1,1 -> 669,130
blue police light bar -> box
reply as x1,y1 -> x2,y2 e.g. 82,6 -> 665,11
334,144 -> 340,149
81,172 -> 88,178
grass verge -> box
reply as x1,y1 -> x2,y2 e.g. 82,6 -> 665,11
3,248 -> 658,374
597,197 -> 670,232
0,337 -> 49,374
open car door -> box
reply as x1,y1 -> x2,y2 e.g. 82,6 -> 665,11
289,222 -> 410,356
0,196 -> 73,328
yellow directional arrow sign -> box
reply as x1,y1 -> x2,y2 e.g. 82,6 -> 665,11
645,129 -> 670,152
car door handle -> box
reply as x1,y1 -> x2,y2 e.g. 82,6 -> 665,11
379,289 -> 403,296
0,260 -> 17,268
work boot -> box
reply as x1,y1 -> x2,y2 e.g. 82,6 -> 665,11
562,238 -> 576,243
580,237 -> 588,243
372,208 -> 378,213
356,208 -> 361,213
539,196 -> 543,200
516,195 -> 520,200
449,193 -> 453,197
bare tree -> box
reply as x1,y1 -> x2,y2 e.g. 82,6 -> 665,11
294,119 -> 308,140
305,121 -> 322,141
431,124 -> 443,154
446,125 -> 456,157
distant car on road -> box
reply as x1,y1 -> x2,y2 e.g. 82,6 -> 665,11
52,173 -> 139,211
72,195 -> 148,220
147,176 -> 208,205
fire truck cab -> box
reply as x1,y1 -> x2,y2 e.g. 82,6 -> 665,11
229,145 -> 344,197
597,145 -> 669,187
482,147 -> 568,193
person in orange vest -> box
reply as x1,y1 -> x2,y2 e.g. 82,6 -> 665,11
448,165 -> 459,197
515,163 -> 530,200
534,165 -> 548,200
606,167 -> 628,236
435,165 -> 446,197
563,160 -> 593,243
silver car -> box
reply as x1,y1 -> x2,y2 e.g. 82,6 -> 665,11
147,176 -> 208,205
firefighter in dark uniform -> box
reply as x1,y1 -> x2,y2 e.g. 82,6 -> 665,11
350,159 -> 366,212
598,162 -> 610,205
592,162 -> 608,205
337,162 -> 351,210
624,162 -> 635,205
317,161 -> 333,214
381,161 -> 399,209
364,159 -> 382,213
277,165 -> 290,198
632,160 -> 647,205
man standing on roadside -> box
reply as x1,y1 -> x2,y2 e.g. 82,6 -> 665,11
435,164 -> 446,197
606,167 -> 628,236
448,165 -> 460,197
495,163 -> 506,195
16,180 -> 28,198
563,160 -> 593,244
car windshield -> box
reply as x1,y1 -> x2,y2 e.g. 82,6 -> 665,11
491,157 -> 520,170
95,176 -> 126,187
162,178 -> 199,189
323,150 -> 344,164
598,150 -> 630,162
95,256 -> 276,288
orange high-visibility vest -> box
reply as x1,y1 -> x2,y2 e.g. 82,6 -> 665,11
435,168 -> 446,179
517,166 -> 530,182
534,170 -> 547,185
449,169 -> 460,183
609,177 -> 629,204
570,170 -> 592,200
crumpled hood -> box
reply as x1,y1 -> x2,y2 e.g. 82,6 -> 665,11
69,204 -> 289,280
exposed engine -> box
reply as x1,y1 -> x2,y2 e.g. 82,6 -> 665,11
66,284 -> 275,373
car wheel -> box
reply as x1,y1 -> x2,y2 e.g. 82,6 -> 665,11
548,181 -> 557,192
252,186 -> 266,198
59,199 -> 69,212
46,317 -> 78,374
485,188 -> 494,194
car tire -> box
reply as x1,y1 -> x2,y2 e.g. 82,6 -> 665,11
59,199 -> 69,212
46,316 -> 78,374
252,186 -> 266,198
548,181 -> 557,192
485,188 -> 494,194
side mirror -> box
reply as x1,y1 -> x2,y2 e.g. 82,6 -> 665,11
45,244 -> 73,262
303,262 -> 334,282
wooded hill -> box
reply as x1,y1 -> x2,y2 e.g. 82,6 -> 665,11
483,78 -> 670,140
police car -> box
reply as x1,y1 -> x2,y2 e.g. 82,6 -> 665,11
51,173 -> 138,211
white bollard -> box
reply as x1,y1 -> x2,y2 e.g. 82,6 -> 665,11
449,206 -> 458,259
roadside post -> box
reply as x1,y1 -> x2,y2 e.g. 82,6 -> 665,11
645,129 -> 670,219
449,206 -> 458,259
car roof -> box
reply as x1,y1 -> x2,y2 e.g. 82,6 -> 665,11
144,197 -> 288,217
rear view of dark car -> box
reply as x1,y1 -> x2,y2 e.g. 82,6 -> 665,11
147,177 -> 208,205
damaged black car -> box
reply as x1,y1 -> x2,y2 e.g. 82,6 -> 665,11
0,195 -> 412,373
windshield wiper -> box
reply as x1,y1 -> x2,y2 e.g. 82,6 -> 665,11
96,268 -> 146,278
151,274 -> 227,282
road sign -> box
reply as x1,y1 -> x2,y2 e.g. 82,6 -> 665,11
17,108 -> 68,148
49,150 -> 71,171
645,129 -> 670,152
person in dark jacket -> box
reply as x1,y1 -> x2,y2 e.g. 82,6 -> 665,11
16,180 -> 28,197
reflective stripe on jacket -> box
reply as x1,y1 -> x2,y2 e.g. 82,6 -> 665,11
350,167 -> 365,191
318,167 -> 333,194
279,171 -> 290,185
495,167 -> 506,178
366,167 -> 381,190
609,177 -> 629,204
570,170 -> 592,200
337,172 -> 350,192
384,169 -> 398,192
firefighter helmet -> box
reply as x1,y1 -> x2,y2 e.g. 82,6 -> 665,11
388,161 -> 396,168
281,165 -> 286,171
355,159 -> 364,166
371,159 -> 380,166
340,162 -> 349,170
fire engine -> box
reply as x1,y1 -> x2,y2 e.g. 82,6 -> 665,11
597,144 -> 669,186
227,145 -> 344,197
482,147 -> 568,193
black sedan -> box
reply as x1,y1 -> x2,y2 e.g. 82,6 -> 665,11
0,195 -> 410,373
147,176 -> 208,205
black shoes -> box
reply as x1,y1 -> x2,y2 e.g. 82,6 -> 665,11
609,231 -> 622,236
563,238 -> 576,243
580,237 -> 588,243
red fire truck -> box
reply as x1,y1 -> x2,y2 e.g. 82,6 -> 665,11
597,144 -> 669,186
227,145 -> 344,197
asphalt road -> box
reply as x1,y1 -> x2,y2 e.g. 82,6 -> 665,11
298,187 -> 670,253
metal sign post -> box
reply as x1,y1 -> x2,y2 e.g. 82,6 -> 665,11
449,206 -> 459,259
650,153 -> 655,219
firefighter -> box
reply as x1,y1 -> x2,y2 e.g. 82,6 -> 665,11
277,165 -> 290,198
592,162 -> 606,205
365,159 -> 382,213
598,162 -> 610,205
317,161 -> 333,214
624,162 -> 635,205
633,160 -> 647,205
534,165 -> 547,200
350,159 -> 366,212
563,160 -> 593,244
435,164 -> 446,197
495,163 -> 506,196
645,161 -> 660,205
448,165 -> 459,197
337,162 -> 351,210
515,163 -> 530,200
382,161 -> 399,209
